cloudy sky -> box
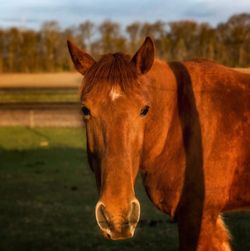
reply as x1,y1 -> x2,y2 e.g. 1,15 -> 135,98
0,0 -> 250,29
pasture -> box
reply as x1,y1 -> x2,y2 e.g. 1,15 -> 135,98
0,127 -> 249,251
0,68 -> 249,87
0,73 -> 81,89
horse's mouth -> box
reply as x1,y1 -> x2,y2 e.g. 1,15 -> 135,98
100,226 -> 135,240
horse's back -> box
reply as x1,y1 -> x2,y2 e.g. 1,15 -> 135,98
182,59 -> 250,123
183,59 -> 250,92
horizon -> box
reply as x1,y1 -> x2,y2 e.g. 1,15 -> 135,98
0,0 -> 250,30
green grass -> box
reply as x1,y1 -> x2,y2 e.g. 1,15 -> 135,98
0,89 -> 79,103
0,127 -> 249,251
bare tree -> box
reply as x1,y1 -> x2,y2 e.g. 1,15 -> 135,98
0,13 -> 250,72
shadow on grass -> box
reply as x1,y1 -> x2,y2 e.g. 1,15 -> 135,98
0,147 -> 249,251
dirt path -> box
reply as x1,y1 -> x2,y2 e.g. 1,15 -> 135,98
0,72 -> 82,89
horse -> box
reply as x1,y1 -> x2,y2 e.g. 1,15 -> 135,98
67,37 -> 250,250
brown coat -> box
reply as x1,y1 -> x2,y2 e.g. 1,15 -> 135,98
68,37 -> 250,250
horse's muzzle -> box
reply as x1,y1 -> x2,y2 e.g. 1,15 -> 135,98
95,199 -> 140,240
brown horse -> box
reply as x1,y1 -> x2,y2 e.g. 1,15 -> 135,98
67,37 -> 250,250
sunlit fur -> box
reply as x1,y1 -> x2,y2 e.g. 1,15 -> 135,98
68,38 -> 250,250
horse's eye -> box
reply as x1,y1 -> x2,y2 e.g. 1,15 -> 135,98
81,106 -> 91,117
140,105 -> 150,116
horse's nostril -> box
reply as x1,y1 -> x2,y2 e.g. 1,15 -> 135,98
129,199 -> 141,225
95,202 -> 110,230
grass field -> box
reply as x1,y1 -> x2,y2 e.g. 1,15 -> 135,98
0,72 -> 81,103
0,68 -> 249,103
0,127 -> 249,251
0,68 -> 249,88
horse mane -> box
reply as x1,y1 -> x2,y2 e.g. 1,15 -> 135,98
83,53 -> 139,94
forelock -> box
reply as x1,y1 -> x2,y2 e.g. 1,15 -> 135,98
82,53 -> 139,94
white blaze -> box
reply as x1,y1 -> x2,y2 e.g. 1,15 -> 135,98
109,87 -> 122,101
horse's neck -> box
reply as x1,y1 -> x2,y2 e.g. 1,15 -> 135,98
140,61 -> 188,215
141,60 -> 185,170
140,60 -> 206,215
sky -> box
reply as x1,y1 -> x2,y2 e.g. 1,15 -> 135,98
0,0 -> 250,29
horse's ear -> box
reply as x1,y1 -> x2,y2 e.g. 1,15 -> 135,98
67,40 -> 96,75
131,36 -> 155,74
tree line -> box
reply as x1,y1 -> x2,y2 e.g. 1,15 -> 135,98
0,13 -> 250,72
